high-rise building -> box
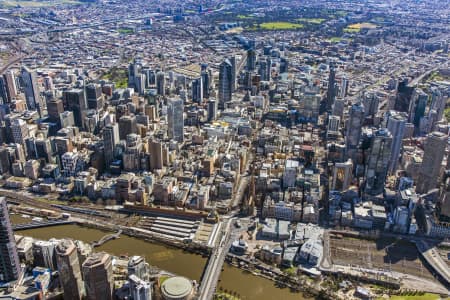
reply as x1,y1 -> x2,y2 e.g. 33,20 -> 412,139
0,197 -> 21,282
408,88 -> 428,129
4,71 -> 17,100
11,118 -> 29,147
47,99 -> 64,123
326,64 -> 337,111
156,72 -> 165,96
200,64 -> 210,99
416,131 -> 447,194
386,111 -> 407,174
258,57 -> 271,81
63,89 -> 87,128
128,62 -> 139,88
119,114 -> 137,140
103,123 -> 120,167
0,76 -> 8,104
362,92 -> 380,118
167,98 -> 184,142
127,256 -> 149,281
365,128 -> 392,196
129,275 -> 152,300
21,66 -> 41,111
32,240 -> 58,270
218,59 -> 233,108
332,160 -> 353,191
86,83 -> 104,111
279,57 -> 288,74
149,140 -> 163,171
430,87 -> 446,122
229,55 -> 237,92
345,102 -> 365,158
82,252 -> 114,300
55,239 -> 84,300
207,99 -> 218,121
191,77 -> 203,103
246,49 -> 257,71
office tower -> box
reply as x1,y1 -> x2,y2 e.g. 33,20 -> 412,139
332,98 -> 345,119
128,62 -> 138,88
55,239 -> 84,300
63,89 -> 87,128
119,115 -> 137,140
35,138 -> 52,162
82,252 -> 114,300
340,76 -> 349,98
430,87 -> 446,122
0,197 -> 21,282
191,77 -> 203,103
167,98 -> 184,142
365,129 -> 392,196
11,118 -> 29,146
33,240 -> 58,270
326,64 -> 337,111
21,66 -> 41,111
246,49 -> 257,71
200,64 -> 210,99
61,151 -> 80,177
327,115 -> 340,132
386,111 -> 407,173
44,76 -> 54,91
229,56 -> 237,92
156,72 -> 165,96
279,56 -> 289,74
47,99 -> 64,123
86,83 -> 103,111
259,56 -> 271,82
408,88 -> 428,129
123,133 -> 142,171
135,74 -> 146,95
218,59 -> 233,108
207,99 -> 218,121
362,92 -> 380,118
345,102 -> 365,158
332,160 -> 353,191
416,131 -> 447,194
129,275 -> 152,300
128,256 -> 149,281
0,76 -> 8,104
103,123 -> 120,166
4,71 -> 17,100
149,140 -> 163,171
60,111 -> 75,128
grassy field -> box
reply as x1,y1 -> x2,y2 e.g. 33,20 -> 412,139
255,22 -> 304,31
102,67 -> 128,89
117,28 -> 134,34
344,22 -> 377,33
384,293 -> 442,300
0,0 -> 82,7
297,18 -> 326,24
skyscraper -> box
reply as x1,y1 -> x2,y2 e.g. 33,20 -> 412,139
365,128 -> 392,195
200,63 -> 210,99
0,197 -> 21,282
63,89 -> 87,128
246,49 -> 257,71
326,64 -> 337,111
86,83 -> 104,111
55,239 -> 85,300
156,71 -> 165,96
0,76 -> 8,104
4,71 -> 17,101
82,252 -> 114,300
11,118 -> 29,147
386,111 -> 407,174
229,56 -> 237,92
408,88 -> 428,129
218,59 -> 233,108
127,256 -> 149,281
119,114 -> 137,140
191,77 -> 203,103
345,102 -> 365,158
21,66 -> 41,111
167,98 -> 184,142
103,123 -> 120,167
129,275 -> 152,300
416,131 -> 447,194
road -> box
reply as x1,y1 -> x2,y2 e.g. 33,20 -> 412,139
416,240 -> 450,287
198,217 -> 233,300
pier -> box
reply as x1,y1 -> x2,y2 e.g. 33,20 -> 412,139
91,230 -> 123,247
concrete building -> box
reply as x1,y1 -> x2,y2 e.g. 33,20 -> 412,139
103,123 -> 120,167
82,252 -> 114,300
167,98 -> 184,143
55,239 -> 84,299
63,88 -> 87,128
345,102 -> 365,158
21,66 -> 41,111
386,111 -> 407,173
218,59 -> 233,108
416,131 -> 447,194
129,274 -> 152,300
0,197 -> 21,282
365,129 -> 392,195
332,159 -> 353,191
160,276 -> 193,300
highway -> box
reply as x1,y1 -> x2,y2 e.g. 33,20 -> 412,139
198,217 -> 233,300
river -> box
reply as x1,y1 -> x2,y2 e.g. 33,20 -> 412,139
13,216 -> 310,300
